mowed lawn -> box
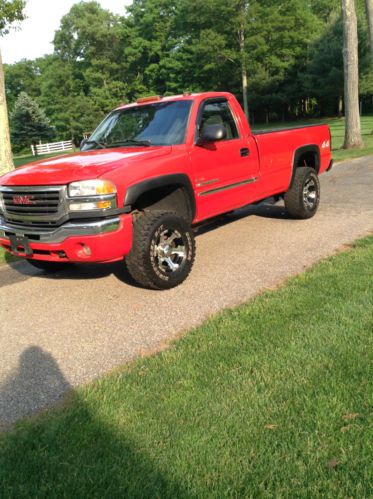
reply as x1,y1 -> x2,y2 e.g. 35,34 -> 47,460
0,237 -> 372,497
13,150 -> 77,168
0,247 -> 17,264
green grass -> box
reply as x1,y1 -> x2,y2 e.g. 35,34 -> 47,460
13,150 -> 76,168
253,115 -> 373,162
0,237 -> 372,497
0,247 -> 18,265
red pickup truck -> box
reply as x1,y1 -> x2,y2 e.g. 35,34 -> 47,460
0,92 -> 332,289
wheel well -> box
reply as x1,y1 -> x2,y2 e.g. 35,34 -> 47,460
132,185 -> 194,223
289,146 -> 320,189
296,151 -> 319,171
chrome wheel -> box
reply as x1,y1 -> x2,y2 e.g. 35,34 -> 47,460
303,178 -> 317,209
153,228 -> 187,274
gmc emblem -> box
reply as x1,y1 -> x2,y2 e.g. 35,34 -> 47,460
12,195 -> 36,205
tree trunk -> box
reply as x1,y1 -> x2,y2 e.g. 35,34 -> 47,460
0,49 -> 14,175
239,1 -> 249,120
365,0 -> 373,63
342,0 -> 364,149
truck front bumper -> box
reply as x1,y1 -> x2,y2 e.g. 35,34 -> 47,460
0,214 -> 133,263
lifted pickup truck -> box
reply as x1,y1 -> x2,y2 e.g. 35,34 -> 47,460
0,92 -> 332,289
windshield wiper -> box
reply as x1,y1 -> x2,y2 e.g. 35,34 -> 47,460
84,139 -> 107,149
110,139 -> 152,147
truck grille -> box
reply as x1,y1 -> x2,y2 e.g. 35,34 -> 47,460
0,185 -> 68,226
2,190 -> 60,215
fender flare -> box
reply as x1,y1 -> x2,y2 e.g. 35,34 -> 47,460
290,145 -> 320,187
123,173 -> 196,219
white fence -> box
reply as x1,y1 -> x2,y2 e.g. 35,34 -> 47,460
31,140 -> 73,156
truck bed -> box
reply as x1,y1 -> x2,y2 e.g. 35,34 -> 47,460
252,124 -> 331,197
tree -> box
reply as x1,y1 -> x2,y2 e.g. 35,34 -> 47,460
4,0 -> 372,135
0,0 -> 26,175
239,0 -> 249,119
47,1 -> 126,140
365,0 -> 373,62
342,0 -> 363,148
4,59 -> 41,111
10,92 -> 55,153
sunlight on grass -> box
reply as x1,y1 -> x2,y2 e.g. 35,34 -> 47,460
0,237 -> 372,497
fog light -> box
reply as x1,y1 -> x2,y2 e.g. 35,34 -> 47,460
76,244 -> 92,258
69,198 -> 114,211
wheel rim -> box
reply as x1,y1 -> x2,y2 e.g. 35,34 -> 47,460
303,178 -> 317,209
153,228 -> 187,274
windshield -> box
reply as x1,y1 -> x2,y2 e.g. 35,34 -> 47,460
82,100 -> 193,150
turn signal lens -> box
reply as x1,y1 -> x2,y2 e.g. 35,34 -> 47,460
97,200 -> 112,209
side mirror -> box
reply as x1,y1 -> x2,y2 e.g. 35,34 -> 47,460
200,124 -> 227,143
80,138 -> 87,150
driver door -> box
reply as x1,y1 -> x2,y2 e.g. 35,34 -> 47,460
189,98 -> 259,220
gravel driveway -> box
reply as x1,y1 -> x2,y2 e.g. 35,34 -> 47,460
0,157 -> 372,426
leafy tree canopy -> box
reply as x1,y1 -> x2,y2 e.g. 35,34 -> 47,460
4,0 -> 373,141
0,0 -> 26,35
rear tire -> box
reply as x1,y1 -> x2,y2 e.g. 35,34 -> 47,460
284,167 -> 320,219
27,260 -> 72,273
126,210 -> 195,290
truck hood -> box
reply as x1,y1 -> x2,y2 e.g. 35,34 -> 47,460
0,146 -> 172,186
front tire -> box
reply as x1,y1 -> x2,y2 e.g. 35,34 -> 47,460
284,167 -> 320,219
126,211 -> 195,290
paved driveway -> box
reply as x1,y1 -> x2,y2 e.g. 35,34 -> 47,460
0,157 -> 372,426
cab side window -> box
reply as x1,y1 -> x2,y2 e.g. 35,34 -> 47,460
199,100 -> 239,140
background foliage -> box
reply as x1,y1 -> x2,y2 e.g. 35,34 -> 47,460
10,92 -> 55,152
4,0 -> 373,145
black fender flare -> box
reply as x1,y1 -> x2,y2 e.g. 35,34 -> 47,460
123,173 -> 196,219
290,145 -> 320,187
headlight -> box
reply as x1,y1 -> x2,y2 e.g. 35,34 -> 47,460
68,179 -> 116,197
68,179 -> 117,212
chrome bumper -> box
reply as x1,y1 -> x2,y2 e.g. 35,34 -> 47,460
0,216 -> 121,244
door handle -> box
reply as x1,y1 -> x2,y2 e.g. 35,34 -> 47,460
240,148 -> 250,157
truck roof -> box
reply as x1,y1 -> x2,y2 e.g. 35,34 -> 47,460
115,91 -> 234,110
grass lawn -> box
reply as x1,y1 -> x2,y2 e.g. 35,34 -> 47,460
0,237 -> 372,497
0,247 -> 18,265
13,150 -> 77,168
253,115 -> 373,162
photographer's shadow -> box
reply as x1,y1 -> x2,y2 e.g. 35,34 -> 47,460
0,346 -> 71,429
0,346 -> 189,497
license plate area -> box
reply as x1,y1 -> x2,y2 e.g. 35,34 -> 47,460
8,234 -> 33,256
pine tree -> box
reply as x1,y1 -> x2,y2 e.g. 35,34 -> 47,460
10,92 -> 55,153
